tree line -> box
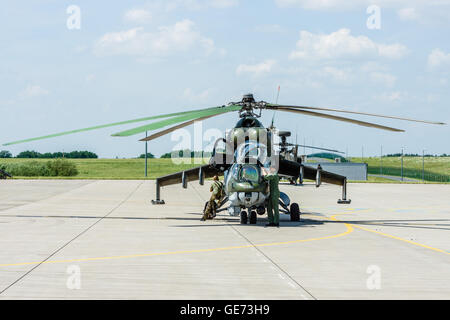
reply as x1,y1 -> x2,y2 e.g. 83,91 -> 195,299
384,153 -> 449,157
160,150 -> 212,158
0,150 -> 98,159
3,149 -> 446,160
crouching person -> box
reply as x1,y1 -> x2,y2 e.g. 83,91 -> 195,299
201,175 -> 224,221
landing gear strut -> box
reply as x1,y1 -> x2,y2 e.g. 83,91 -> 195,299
338,179 -> 351,204
152,180 -> 165,205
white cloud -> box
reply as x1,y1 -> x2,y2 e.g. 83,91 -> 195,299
146,0 -> 238,11
94,20 -> 217,58
377,43 -> 408,59
124,9 -> 152,24
427,48 -> 450,68
275,0 -> 449,10
21,85 -> 49,97
360,61 -> 388,73
377,91 -> 407,102
321,66 -> 351,81
275,0 -> 367,10
275,0 -> 450,24
398,7 -> 419,21
369,72 -> 397,87
236,60 -> 276,76
289,29 -> 408,60
183,88 -> 214,102
209,0 -> 239,8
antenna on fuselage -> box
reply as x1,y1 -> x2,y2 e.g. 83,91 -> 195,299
275,85 -> 280,104
270,85 -> 280,129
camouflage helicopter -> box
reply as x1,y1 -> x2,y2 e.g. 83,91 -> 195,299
4,93 -> 445,225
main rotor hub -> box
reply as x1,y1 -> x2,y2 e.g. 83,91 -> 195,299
227,93 -> 267,118
242,93 -> 255,103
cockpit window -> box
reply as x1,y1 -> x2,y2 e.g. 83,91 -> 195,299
235,141 -> 268,165
230,164 -> 260,183
240,165 -> 259,182
235,117 -> 264,128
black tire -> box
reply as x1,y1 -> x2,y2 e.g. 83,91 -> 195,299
249,211 -> 257,224
290,203 -> 300,222
240,210 -> 248,224
256,206 -> 265,215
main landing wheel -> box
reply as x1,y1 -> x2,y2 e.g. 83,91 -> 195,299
290,203 -> 300,222
249,210 -> 257,224
240,210 -> 248,224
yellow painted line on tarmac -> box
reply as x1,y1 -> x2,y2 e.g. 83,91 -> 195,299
351,224 -> 449,255
330,208 -> 449,256
0,213 -> 354,268
256,218 -> 353,248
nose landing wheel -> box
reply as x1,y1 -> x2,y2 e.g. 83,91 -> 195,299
240,210 -> 258,224
240,210 -> 248,224
249,211 -> 257,224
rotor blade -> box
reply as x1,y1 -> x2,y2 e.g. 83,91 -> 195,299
276,143 -> 344,154
273,107 -> 405,132
112,105 -> 241,137
267,103 -> 445,125
2,106 -> 226,146
296,145 -> 344,154
140,113 -> 221,142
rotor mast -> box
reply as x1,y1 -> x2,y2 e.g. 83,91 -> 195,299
230,93 -> 266,118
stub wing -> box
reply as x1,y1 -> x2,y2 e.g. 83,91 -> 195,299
157,164 -> 223,188
278,159 -> 350,203
303,165 -> 346,186
152,163 -> 228,204
278,159 -> 345,186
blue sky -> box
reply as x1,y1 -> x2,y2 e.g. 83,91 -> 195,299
1,0 -> 449,158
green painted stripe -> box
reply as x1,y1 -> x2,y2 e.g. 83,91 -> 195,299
111,105 -> 242,137
2,106 -> 227,146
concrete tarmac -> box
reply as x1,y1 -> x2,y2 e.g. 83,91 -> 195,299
0,180 -> 449,299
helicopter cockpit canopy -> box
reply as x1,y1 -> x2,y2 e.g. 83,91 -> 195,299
234,117 -> 264,128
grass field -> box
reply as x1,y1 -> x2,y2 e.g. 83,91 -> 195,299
1,156 -> 449,182
350,156 -> 450,182
0,158 -> 208,180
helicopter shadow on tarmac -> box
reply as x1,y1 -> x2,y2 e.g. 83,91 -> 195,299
173,211 -> 450,231
170,211 -> 326,228
3,213 -> 447,231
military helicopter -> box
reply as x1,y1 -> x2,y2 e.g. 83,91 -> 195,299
4,93 -> 445,225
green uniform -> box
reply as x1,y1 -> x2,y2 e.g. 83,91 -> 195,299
203,180 -> 224,220
264,173 -> 280,224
